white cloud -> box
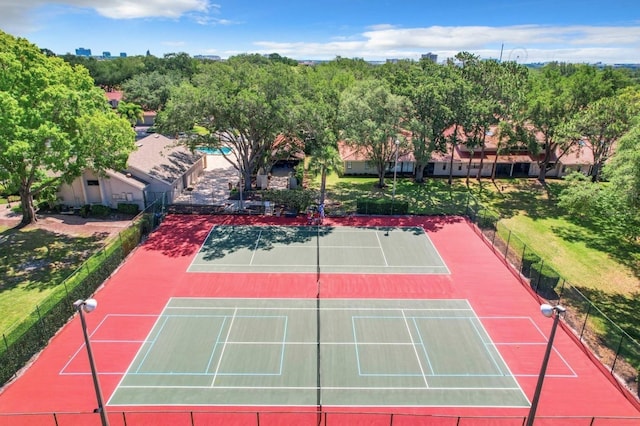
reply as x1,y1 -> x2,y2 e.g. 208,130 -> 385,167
254,25 -> 640,63
0,0 -> 218,32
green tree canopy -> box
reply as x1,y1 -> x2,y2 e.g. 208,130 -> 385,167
158,60 -> 300,191
339,79 -> 411,188
0,31 -> 136,225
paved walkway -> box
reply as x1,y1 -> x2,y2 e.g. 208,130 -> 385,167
174,155 -> 239,206
173,154 -> 291,208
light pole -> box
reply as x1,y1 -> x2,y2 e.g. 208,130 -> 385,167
74,298 -> 109,426
392,139 -> 400,211
526,303 -> 566,426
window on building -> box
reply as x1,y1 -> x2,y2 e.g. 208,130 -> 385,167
87,180 -> 99,186
442,164 -> 446,170
347,161 -> 352,169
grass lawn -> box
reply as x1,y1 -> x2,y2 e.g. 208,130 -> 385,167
0,227 -> 106,334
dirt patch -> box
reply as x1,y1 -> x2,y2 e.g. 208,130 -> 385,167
0,207 -> 132,238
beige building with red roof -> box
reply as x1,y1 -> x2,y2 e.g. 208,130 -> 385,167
339,125 -> 596,180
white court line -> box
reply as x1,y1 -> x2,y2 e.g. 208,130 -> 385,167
106,298 -> 176,406
211,307 -> 238,387
165,306 -> 473,312
401,309 -> 429,387
374,231 -> 389,267
465,302 -> 530,403
186,225 -> 219,272
249,228 -> 263,265
117,384 -> 522,391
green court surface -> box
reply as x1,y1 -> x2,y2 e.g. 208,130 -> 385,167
187,226 -> 449,274
108,298 -> 529,407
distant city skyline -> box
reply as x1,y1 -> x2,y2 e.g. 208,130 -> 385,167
2,0 -> 639,64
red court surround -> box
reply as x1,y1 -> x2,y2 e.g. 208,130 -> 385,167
0,214 -> 638,425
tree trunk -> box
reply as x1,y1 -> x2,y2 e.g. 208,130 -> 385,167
538,141 -> 552,183
319,168 -> 327,205
415,163 -> 425,184
466,151 -> 473,185
447,143 -> 455,185
19,185 -> 37,226
476,137 -> 487,180
491,154 -> 499,181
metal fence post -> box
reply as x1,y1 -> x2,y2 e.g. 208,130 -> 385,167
504,229 -> 512,260
610,334 -> 625,374
579,304 -> 592,340
535,260 -> 545,292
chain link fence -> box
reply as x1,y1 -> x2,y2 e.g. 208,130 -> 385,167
466,203 -> 640,401
1,410 -> 639,425
0,199 -> 166,386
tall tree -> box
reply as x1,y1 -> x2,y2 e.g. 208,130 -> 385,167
122,70 -> 182,112
569,89 -> 640,182
0,31 -> 136,225
158,60 -> 300,191
307,145 -> 344,205
404,61 -> 460,183
338,79 -> 411,188
524,63 -> 612,182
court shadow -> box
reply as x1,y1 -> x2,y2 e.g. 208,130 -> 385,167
199,225 -> 337,260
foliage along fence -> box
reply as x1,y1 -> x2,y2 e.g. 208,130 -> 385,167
0,199 -> 166,387
466,204 -> 640,402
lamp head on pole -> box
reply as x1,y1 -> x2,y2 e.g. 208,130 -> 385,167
74,298 -> 98,313
540,303 -> 565,318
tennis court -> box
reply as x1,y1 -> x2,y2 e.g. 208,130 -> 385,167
108,297 -> 528,407
188,225 -> 449,274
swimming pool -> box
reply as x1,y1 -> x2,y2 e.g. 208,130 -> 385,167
197,146 -> 233,155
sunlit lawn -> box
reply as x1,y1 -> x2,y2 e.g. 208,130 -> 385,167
0,227 -> 104,334
318,173 -> 639,299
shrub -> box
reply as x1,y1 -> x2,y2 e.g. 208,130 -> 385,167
356,199 -> 409,215
79,204 -> 91,218
90,204 -> 111,217
117,203 -> 140,215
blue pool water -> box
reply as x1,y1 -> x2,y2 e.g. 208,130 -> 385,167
197,146 -> 233,155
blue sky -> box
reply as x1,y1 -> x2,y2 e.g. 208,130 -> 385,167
2,0 -> 639,63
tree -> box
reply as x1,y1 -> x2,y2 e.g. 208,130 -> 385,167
377,58 -> 459,184
122,71 -> 182,111
117,101 -> 144,126
0,31 -> 136,225
558,120 -> 640,242
307,145 -> 343,205
158,60 -> 300,191
569,89 -> 640,182
524,63 -> 613,183
338,79 -> 411,188
602,121 -> 640,238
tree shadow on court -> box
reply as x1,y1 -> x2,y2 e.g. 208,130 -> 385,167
199,225 -> 337,260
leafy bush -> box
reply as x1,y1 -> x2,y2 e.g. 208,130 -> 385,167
356,199 -> 409,215
90,204 -> 111,217
79,204 -> 91,218
117,203 -> 140,215
261,189 -> 316,213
